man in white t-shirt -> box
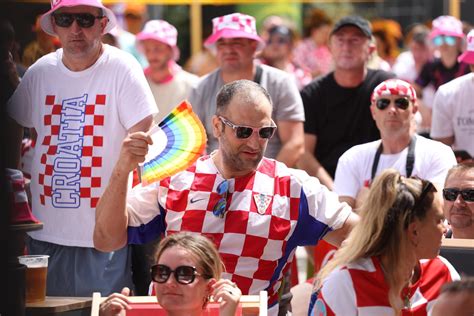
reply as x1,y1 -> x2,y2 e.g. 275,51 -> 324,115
431,29 -> 474,159
136,20 -> 199,123
7,0 -> 157,296
334,79 -> 456,208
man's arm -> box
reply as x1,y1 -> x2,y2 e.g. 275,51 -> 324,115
338,196 -> 355,209
323,212 -> 359,247
275,120 -> 304,168
94,116 -> 153,252
297,134 -> 334,190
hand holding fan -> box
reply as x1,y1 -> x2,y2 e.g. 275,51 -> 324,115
140,101 -> 207,185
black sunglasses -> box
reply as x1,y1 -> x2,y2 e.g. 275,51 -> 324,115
375,97 -> 410,110
52,13 -> 105,28
219,116 -> 276,139
443,188 -> 474,202
150,264 -> 210,285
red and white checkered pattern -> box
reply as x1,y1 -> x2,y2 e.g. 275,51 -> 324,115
313,256 -> 460,315
128,155 -> 351,307
136,20 -> 180,60
430,15 -> 464,39
371,79 -> 417,103
204,13 -> 264,51
38,94 -> 106,208
6,168 -> 39,224
458,29 -> 474,64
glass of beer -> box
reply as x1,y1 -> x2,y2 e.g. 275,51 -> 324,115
18,255 -> 49,303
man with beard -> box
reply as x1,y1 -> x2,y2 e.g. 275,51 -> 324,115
443,162 -> 474,239
94,80 -> 358,316
137,20 -> 198,123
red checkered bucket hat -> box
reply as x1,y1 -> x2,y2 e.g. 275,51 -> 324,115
40,0 -> 117,36
204,13 -> 264,52
429,15 -> 464,39
458,30 -> 474,64
371,79 -> 417,103
136,20 -> 180,60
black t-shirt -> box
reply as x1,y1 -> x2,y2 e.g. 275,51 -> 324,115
301,69 -> 394,177
415,57 -> 470,90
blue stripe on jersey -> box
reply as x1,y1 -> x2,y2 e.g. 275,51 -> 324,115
127,205 -> 167,244
267,189 -> 332,286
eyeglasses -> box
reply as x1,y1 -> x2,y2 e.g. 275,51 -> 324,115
213,180 -> 229,218
52,13 -> 105,28
443,188 -> 474,202
219,116 -> 276,139
433,35 -> 457,47
150,264 -> 209,285
410,180 -> 435,221
375,97 -> 410,110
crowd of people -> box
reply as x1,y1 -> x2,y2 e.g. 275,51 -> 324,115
3,0 -> 474,315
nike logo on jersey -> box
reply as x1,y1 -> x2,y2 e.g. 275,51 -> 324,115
190,197 -> 206,203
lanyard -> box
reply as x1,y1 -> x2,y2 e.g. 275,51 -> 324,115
371,135 -> 417,182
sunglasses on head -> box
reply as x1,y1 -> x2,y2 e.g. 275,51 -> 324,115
52,13 -> 105,28
433,35 -> 457,47
375,97 -> 410,110
219,116 -> 276,139
150,264 -> 209,285
443,188 -> 474,202
213,180 -> 229,218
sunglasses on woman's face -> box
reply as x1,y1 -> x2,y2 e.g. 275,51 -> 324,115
433,35 -> 457,47
443,188 -> 474,202
219,116 -> 276,139
52,13 -> 104,28
151,264 -> 208,285
375,97 -> 410,110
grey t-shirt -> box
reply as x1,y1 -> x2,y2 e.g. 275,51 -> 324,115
189,64 -> 305,159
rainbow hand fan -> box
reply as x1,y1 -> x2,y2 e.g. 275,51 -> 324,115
140,101 -> 207,185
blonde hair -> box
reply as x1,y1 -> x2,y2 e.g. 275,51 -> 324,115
155,233 -> 224,281
317,169 -> 435,312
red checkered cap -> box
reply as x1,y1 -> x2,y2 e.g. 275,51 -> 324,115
458,29 -> 474,64
371,79 -> 417,103
430,15 -> 464,39
204,13 -> 264,52
136,20 -> 180,60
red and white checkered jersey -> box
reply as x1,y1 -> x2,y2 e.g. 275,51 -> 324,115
127,155 -> 352,307
311,256 -> 460,316
7,45 -> 157,247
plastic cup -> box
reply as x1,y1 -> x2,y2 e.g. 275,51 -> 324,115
18,255 -> 49,303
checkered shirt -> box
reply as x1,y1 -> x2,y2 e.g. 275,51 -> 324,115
127,155 -> 351,306
311,256 -> 460,315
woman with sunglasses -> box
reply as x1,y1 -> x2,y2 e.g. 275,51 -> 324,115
310,169 -> 460,315
99,233 -> 241,316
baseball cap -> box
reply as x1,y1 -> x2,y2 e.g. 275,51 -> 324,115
458,29 -> 474,64
136,20 -> 180,60
204,13 -> 265,52
40,0 -> 116,36
331,15 -> 372,38
371,79 -> 417,103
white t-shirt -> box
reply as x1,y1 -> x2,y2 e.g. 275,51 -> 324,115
431,73 -> 474,156
7,45 -> 157,247
147,68 -> 199,123
334,135 -> 457,199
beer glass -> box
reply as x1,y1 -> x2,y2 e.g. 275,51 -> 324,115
18,255 -> 49,303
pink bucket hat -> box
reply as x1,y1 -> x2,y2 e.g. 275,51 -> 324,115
429,15 -> 464,39
458,29 -> 474,64
371,79 -> 417,103
204,13 -> 265,52
40,0 -> 117,36
136,20 -> 180,60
